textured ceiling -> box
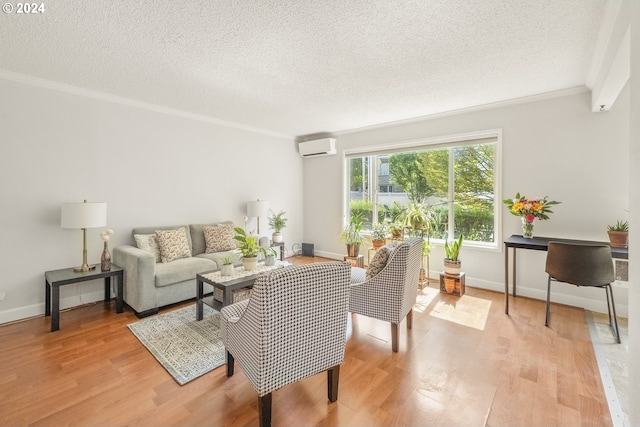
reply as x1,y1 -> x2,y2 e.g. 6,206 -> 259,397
0,0 -> 609,138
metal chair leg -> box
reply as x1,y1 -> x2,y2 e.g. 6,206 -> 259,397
545,277 -> 552,326
605,284 -> 621,344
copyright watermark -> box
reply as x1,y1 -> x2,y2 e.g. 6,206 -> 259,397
3,3 -> 46,14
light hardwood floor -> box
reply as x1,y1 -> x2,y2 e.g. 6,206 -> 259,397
0,256 -> 612,427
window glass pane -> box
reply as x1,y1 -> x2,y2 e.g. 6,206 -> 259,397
452,143 -> 495,242
346,137 -> 497,246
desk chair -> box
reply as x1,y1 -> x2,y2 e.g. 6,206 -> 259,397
545,241 -> 621,343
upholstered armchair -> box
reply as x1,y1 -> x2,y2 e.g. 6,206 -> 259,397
349,238 -> 422,352
220,262 -> 351,427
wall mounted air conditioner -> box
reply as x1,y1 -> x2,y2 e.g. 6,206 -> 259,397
298,138 -> 337,158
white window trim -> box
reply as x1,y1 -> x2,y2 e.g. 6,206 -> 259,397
342,129 -> 503,252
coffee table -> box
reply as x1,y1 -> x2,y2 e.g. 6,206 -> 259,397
196,261 -> 288,320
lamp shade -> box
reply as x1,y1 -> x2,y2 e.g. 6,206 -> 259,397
61,202 -> 107,229
247,200 -> 269,218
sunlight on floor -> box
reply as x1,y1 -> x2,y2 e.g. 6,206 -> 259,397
428,294 -> 492,331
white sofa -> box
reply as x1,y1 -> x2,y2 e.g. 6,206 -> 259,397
113,221 -> 253,317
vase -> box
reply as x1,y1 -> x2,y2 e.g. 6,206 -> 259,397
101,242 -> 111,271
521,217 -> 535,239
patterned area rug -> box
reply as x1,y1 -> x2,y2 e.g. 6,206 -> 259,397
128,304 -> 225,385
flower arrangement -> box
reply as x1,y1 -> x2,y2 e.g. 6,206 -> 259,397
503,193 -> 560,221
503,193 -> 560,238
100,228 -> 114,242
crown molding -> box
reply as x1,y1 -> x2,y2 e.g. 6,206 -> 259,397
333,86 -> 590,136
0,70 -> 293,140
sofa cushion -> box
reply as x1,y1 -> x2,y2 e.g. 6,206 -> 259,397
195,250 -> 242,268
132,225 -> 192,254
204,223 -> 237,253
154,257 -> 216,287
133,233 -> 161,263
156,227 -> 192,263
366,244 -> 393,280
190,221 -> 235,255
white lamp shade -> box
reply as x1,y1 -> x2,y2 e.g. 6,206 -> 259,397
247,200 -> 269,218
61,202 -> 107,229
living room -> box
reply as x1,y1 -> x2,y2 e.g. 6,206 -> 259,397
1,1 -> 639,426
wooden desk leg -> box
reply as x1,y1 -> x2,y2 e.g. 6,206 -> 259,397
51,285 -> 60,332
196,279 -> 204,321
504,245 -> 509,315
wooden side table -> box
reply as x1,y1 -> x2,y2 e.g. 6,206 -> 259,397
45,266 -> 124,332
439,271 -> 465,296
344,254 -> 364,268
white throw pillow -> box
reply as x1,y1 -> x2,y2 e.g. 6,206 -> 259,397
204,223 -> 237,253
134,234 -> 161,263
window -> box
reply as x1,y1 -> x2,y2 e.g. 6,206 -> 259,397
345,131 -> 500,247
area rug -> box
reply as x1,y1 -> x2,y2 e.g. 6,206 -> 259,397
127,304 -> 225,385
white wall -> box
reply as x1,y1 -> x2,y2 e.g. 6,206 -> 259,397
304,87 -> 630,316
0,77 -> 302,324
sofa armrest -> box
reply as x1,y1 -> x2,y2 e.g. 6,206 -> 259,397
113,245 -> 157,314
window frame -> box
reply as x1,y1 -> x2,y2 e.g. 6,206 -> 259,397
342,129 -> 503,251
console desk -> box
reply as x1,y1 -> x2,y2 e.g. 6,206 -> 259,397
504,235 -> 628,314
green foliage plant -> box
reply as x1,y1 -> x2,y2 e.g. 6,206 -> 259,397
371,222 -> 387,241
222,256 -> 233,265
268,210 -> 287,232
233,227 -> 268,259
341,212 -> 365,245
607,220 -> 629,232
404,202 -> 434,233
444,235 -> 464,262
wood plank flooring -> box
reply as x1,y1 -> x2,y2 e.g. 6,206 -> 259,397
0,256 -> 612,426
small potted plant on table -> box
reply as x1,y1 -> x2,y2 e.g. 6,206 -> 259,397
444,235 -> 464,276
233,227 -> 268,271
268,210 -> 287,243
607,220 -> 629,248
220,256 -> 234,276
371,222 -> 387,248
341,212 -> 365,257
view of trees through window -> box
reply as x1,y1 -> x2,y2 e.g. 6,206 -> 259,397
347,139 -> 497,244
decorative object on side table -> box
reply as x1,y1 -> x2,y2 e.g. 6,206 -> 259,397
220,256 -> 234,276
371,222 -> 387,248
233,227 -> 269,271
267,210 -> 287,243
264,248 -> 277,266
341,212 -> 365,257
443,234 -> 463,275
61,199 -> 107,272
99,228 -> 114,271
607,220 -> 629,248
503,192 -> 560,238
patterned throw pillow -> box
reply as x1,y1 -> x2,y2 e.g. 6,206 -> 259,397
133,234 -> 161,263
204,223 -> 237,253
155,227 -> 191,263
366,244 -> 393,280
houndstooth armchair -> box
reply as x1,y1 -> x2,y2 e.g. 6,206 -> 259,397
220,262 -> 351,427
349,238 -> 422,352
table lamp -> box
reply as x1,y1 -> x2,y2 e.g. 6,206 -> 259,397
246,199 -> 269,235
61,200 -> 107,272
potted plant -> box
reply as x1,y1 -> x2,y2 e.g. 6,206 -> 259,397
264,247 -> 278,266
220,256 -> 234,276
371,222 -> 387,248
404,202 -> 433,237
233,227 -> 269,271
389,221 -> 404,240
341,212 -> 365,257
607,220 -> 629,248
444,234 -> 464,276
268,210 -> 287,243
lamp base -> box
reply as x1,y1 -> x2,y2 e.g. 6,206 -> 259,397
74,264 -> 96,273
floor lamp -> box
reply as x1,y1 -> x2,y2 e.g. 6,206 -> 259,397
61,200 -> 107,272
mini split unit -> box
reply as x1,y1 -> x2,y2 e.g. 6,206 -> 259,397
298,138 -> 337,158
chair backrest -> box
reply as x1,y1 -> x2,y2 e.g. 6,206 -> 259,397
545,241 -> 614,286
349,238 -> 422,324
241,261 -> 351,395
